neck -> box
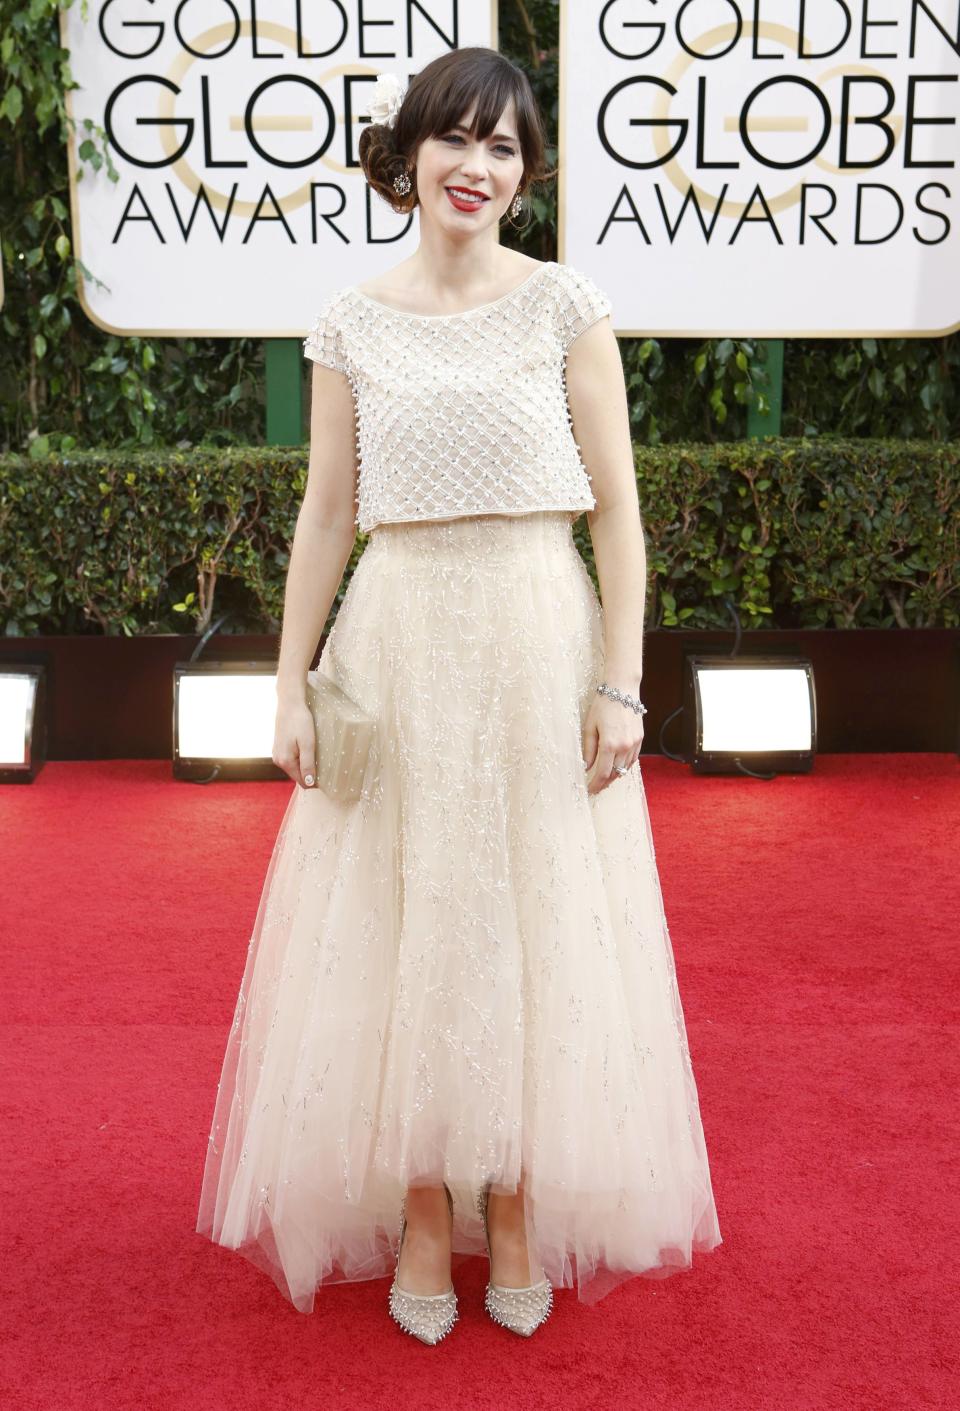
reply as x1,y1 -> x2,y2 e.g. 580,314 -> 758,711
400,228 -> 513,300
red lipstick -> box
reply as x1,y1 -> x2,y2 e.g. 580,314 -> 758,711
445,185 -> 490,213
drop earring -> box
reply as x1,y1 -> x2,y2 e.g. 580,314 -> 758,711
393,167 -> 412,197
510,188 -> 523,219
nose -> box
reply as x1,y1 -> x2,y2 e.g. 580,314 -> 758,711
458,144 -> 489,183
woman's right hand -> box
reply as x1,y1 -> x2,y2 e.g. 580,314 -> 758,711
272,696 -> 318,790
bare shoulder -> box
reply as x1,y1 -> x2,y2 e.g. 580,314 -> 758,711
355,260 -> 416,301
508,253 -> 548,277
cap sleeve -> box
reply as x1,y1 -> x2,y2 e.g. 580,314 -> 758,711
552,264 -> 612,348
303,294 -> 347,374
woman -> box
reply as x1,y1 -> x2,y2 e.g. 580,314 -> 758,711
195,46 -> 721,1345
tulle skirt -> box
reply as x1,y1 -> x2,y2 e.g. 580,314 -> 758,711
195,510 -> 722,1312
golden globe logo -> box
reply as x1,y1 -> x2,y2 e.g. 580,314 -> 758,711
593,12 -> 952,240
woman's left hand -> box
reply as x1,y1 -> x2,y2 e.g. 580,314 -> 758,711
582,692 -> 644,796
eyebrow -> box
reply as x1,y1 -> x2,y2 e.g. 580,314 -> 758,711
449,123 -> 518,143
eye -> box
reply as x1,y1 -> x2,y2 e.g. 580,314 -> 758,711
443,132 -> 516,157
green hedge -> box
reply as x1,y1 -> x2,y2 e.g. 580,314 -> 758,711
2,438 -> 956,637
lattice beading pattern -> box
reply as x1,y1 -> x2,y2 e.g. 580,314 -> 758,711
303,262 -> 612,534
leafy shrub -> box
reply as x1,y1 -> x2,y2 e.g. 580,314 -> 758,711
3,439 -> 956,636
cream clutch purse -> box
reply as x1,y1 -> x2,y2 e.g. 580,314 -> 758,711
304,669 -> 377,803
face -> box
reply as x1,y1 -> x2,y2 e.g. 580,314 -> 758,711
412,99 -> 525,235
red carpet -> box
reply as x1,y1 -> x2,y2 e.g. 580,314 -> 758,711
1,755 -> 957,1411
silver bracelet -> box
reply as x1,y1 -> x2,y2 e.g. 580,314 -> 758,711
597,681 -> 647,716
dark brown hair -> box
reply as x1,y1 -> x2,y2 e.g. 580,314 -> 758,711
358,48 -> 553,217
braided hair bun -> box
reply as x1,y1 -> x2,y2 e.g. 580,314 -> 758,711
358,121 -> 417,215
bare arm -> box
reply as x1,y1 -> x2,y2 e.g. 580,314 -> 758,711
565,317 -> 647,694
275,360 -> 360,704
565,317 -> 648,791
273,361 -> 358,789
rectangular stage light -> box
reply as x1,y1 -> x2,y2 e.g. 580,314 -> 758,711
173,661 -> 286,782
0,666 -> 47,783
682,655 -> 817,775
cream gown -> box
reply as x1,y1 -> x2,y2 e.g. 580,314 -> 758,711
195,261 -> 722,1312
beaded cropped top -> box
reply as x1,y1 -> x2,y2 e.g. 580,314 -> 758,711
302,260 -> 612,535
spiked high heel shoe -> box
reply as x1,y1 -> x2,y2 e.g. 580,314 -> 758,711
476,1181 -> 553,1336
388,1181 -> 458,1345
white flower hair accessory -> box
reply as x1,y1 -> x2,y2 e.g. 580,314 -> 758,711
366,72 -> 405,129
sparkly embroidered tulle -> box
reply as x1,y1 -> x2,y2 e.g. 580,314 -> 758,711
195,512 -> 722,1312
302,261 -> 608,533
